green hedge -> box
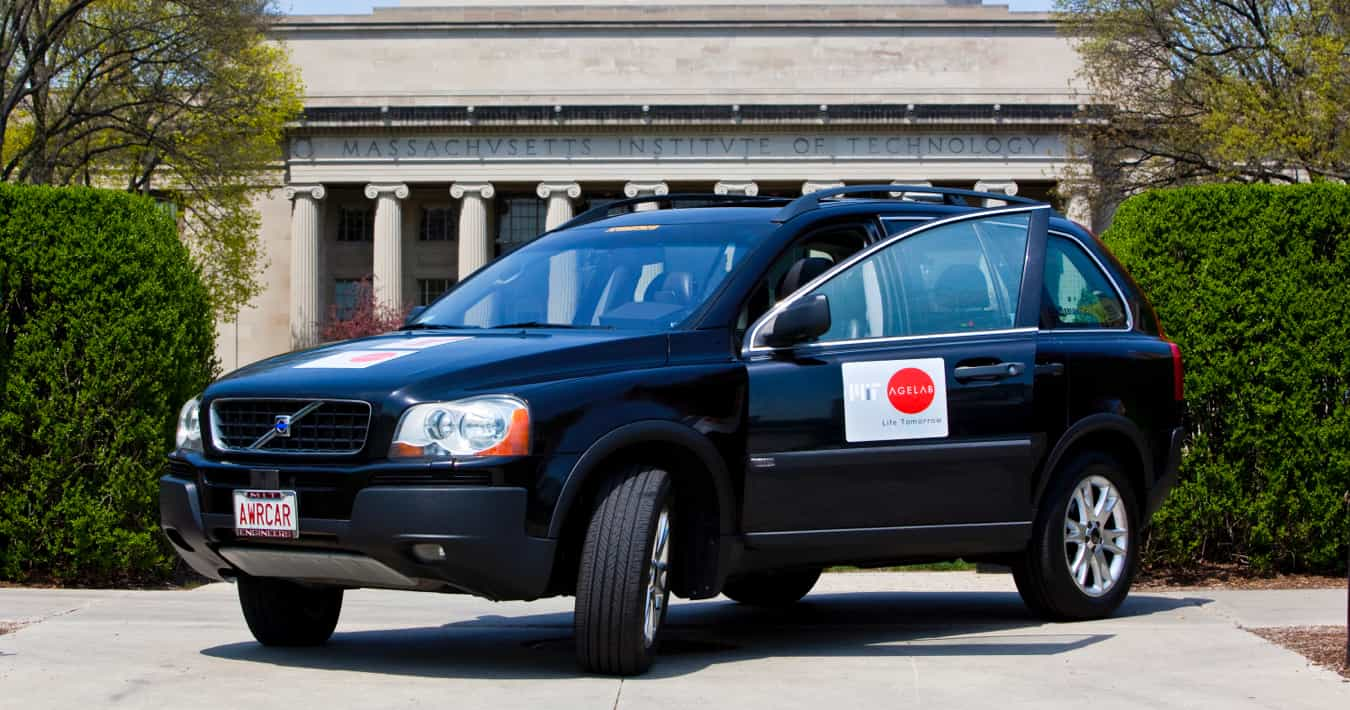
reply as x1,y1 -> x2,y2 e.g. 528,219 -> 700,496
0,184 -> 215,584
1103,183 -> 1350,573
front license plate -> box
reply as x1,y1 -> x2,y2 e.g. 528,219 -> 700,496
233,490 -> 299,539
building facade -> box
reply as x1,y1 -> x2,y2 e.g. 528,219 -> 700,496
221,0 -> 1093,369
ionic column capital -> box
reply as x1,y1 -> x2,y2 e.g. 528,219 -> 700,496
801,180 -> 844,195
974,179 -> 1019,196
451,182 -> 495,200
537,181 -> 582,200
284,184 -> 326,201
623,181 -> 669,198
714,180 -> 759,197
364,183 -> 409,200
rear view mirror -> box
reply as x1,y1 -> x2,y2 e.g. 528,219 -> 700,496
763,294 -> 831,348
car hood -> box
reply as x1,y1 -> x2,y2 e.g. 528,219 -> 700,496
207,329 -> 670,404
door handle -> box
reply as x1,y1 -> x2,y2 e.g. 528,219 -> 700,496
953,362 -> 1025,380
1036,362 -> 1066,377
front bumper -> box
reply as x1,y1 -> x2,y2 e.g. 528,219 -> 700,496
159,473 -> 556,601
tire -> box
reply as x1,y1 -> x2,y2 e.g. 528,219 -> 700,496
574,464 -> 674,676
237,576 -> 343,646
1013,451 -> 1139,621
722,568 -> 821,607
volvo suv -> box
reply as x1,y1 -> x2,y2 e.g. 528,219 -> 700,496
161,185 -> 1184,675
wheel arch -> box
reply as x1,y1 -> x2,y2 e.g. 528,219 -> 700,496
1035,414 -> 1153,515
549,420 -> 738,599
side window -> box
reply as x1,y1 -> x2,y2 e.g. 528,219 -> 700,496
1043,235 -> 1127,329
736,227 -> 868,333
756,212 -> 1031,346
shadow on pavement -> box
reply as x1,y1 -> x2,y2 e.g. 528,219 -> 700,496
200,591 -> 1211,679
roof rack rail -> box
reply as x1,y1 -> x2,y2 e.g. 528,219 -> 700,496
550,193 -> 792,232
773,184 -> 1045,223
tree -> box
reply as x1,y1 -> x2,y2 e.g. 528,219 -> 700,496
1060,0 -> 1350,190
0,0 -> 303,319
319,276 -> 412,343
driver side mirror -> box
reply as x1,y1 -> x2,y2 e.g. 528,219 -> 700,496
763,294 -> 831,348
404,305 -> 427,325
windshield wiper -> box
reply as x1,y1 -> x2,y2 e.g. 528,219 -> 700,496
397,323 -> 483,331
489,321 -> 613,330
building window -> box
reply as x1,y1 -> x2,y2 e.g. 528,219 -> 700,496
420,206 -> 457,241
337,206 -> 373,242
334,278 -> 361,320
417,278 -> 453,306
496,196 -> 547,255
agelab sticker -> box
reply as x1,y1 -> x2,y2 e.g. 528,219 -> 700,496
842,358 -> 948,442
379,336 -> 470,350
295,350 -> 413,369
294,336 -> 470,369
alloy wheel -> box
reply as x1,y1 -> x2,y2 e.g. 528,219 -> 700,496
1063,475 -> 1129,597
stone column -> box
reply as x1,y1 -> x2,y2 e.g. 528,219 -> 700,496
285,184 -> 325,348
890,179 -> 933,199
714,180 -> 759,196
802,180 -> 845,195
974,179 -> 1019,207
624,181 -> 668,211
1064,189 -> 1093,228
364,184 -> 409,312
538,182 -> 583,323
537,181 -> 582,230
451,182 -> 496,278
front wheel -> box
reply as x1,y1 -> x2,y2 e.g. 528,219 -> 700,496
574,464 -> 674,676
237,577 -> 343,646
1013,451 -> 1138,620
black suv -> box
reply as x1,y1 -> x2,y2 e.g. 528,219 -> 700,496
161,185 -> 1183,675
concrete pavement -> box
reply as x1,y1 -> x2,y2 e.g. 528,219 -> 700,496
1,572 -> 1346,709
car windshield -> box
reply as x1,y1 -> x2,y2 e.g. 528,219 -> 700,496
412,221 -> 772,330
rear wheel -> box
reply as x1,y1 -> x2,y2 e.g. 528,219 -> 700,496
574,464 -> 674,676
237,577 -> 342,646
1013,451 -> 1138,620
722,569 -> 821,607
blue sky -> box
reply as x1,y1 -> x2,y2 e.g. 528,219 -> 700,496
282,1 -> 1056,16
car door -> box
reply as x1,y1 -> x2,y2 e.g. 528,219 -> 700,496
741,205 -> 1051,554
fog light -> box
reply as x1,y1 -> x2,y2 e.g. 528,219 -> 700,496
412,543 -> 447,562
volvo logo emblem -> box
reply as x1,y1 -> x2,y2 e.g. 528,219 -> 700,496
246,401 -> 324,449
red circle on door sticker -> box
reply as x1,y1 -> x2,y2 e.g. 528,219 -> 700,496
887,368 -> 936,414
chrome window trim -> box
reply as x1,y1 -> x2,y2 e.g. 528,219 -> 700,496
208,397 -> 372,456
1041,229 -> 1134,333
742,204 -> 1051,357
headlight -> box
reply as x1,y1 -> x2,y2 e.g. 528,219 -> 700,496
390,395 -> 530,458
176,397 -> 203,452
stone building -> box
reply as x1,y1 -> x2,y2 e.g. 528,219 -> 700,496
221,0 -> 1092,369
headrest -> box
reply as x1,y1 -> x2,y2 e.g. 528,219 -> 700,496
646,271 -> 695,305
777,257 -> 834,298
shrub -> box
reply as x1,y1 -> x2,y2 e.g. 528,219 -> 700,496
319,275 -> 411,342
0,184 -> 216,584
1103,183 -> 1350,573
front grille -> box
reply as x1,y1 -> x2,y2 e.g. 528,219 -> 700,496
202,468 -> 351,519
210,399 -> 371,454
369,471 -> 493,486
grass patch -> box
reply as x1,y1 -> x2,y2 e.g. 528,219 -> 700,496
827,560 -> 977,573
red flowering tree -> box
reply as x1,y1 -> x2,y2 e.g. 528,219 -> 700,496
319,276 -> 411,342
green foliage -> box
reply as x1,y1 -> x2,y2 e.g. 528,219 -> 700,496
1103,183 -> 1350,573
1,1 -> 305,320
1059,0 -> 1350,187
0,184 -> 215,584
